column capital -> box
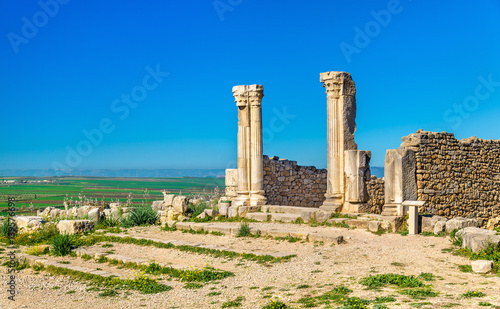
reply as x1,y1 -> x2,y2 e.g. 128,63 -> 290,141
248,84 -> 264,107
232,85 -> 248,107
320,71 -> 356,97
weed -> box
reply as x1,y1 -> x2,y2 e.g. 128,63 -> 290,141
81,254 -> 92,260
262,286 -> 274,291
360,274 -> 424,289
341,296 -> 370,308
98,289 -> 118,297
390,262 -> 405,267
297,284 -> 310,289
417,272 -> 435,281
32,263 -> 45,271
222,296 -> 245,308
51,234 -> 74,256
332,285 -> 352,294
373,305 -> 389,309
15,223 -> 59,246
237,222 -> 251,237
66,290 -> 76,294
102,243 -> 114,248
478,302 -> 493,306
208,291 -> 221,296
262,300 -> 288,309
211,231 -> 224,236
25,245 -> 50,256
0,217 -> 17,238
461,290 -> 485,298
161,224 -> 177,232
450,228 -> 463,247
183,282 -> 203,289
374,296 -> 396,303
399,287 -> 438,299
121,206 -> 158,227
458,264 -> 473,272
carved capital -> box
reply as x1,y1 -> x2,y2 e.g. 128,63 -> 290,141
232,85 -> 248,107
248,84 -> 264,107
320,71 -> 356,98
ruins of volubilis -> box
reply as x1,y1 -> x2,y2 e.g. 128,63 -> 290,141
5,71 -> 500,308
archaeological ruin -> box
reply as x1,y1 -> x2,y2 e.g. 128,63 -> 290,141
224,71 -> 500,228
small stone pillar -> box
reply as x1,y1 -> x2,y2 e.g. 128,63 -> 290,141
344,150 -> 371,213
403,201 -> 425,235
382,148 -> 417,216
320,72 -> 358,212
232,85 -> 266,207
224,169 -> 238,199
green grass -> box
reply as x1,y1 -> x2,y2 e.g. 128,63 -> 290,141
222,296 -> 245,308
360,274 -> 425,289
237,222 -> 251,237
461,291 -> 486,298
51,234 -> 74,256
183,282 -> 204,289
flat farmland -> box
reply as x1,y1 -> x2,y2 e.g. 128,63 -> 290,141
0,176 -> 225,216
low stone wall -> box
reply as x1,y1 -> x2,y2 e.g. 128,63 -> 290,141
263,156 -> 327,207
401,130 -> 500,227
367,176 -> 385,214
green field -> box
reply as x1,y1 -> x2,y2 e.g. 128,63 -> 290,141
0,176 -> 225,216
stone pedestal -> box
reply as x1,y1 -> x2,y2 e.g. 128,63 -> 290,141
381,148 -> 417,216
319,72 -> 358,212
225,169 -> 238,199
344,150 -> 371,213
232,85 -> 267,208
403,201 -> 425,234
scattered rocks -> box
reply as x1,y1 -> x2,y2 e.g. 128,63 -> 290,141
471,260 -> 494,273
57,220 -> 94,235
445,217 -> 478,233
457,227 -> 500,252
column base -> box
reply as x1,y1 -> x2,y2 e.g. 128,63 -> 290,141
343,202 -> 370,214
233,194 -> 250,207
320,195 -> 343,212
381,203 -> 402,216
249,191 -> 267,206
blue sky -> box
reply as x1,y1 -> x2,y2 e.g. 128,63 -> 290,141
1,0 -> 499,171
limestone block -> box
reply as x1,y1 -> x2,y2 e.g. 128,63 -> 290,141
205,209 -> 218,217
40,207 -> 55,217
103,209 -> 112,218
219,203 -> 230,217
77,206 -> 96,218
345,150 -> 371,204
434,221 -> 447,234
486,217 -> 500,230
15,216 -> 44,229
196,212 -> 206,219
457,227 -> 500,252
315,211 -> 333,222
172,196 -> 189,215
445,217 -> 479,233
157,210 -> 166,217
225,169 -> 238,187
88,208 -> 101,222
471,260 -> 493,273
110,209 -> 120,219
227,206 -> 238,218
57,220 -> 94,235
50,208 -> 62,218
109,203 -> 120,210
368,221 -> 381,232
163,194 -> 176,207
151,200 -> 165,211
383,148 -> 417,214
238,206 -> 259,217
421,215 -> 448,233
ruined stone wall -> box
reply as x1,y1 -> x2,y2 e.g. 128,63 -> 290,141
401,130 -> 500,226
263,156 -> 327,207
367,176 -> 385,214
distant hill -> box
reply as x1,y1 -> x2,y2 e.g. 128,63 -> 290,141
0,169 -> 226,178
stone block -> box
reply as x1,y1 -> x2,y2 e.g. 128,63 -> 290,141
238,206 -> 259,217
383,148 -> 417,214
196,212 -> 206,219
88,208 -> 101,222
315,211 -> 333,222
204,209 -> 218,217
15,216 -> 44,229
434,221 -> 446,234
77,206 -> 97,218
246,213 -> 271,221
368,221 -> 381,232
308,234 -> 344,245
109,202 -> 120,210
445,217 -> 479,233
151,200 -> 165,211
50,208 -> 62,218
486,217 -> 500,230
345,150 -> 371,204
219,202 -> 230,217
345,219 -> 369,229
172,196 -> 189,214
471,260 -> 493,273
163,194 -> 176,207
457,227 -> 500,252
227,206 -> 238,218
57,220 -> 94,235
421,215 -> 447,233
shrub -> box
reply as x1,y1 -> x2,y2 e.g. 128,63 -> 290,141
461,291 -> 485,298
360,274 -> 424,288
51,234 -> 74,256
237,222 -> 251,237
0,217 -> 17,238
121,206 -> 158,227
188,201 -> 209,218
25,245 -> 50,256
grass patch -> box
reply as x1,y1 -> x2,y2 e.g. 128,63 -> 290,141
222,296 -> 245,308
461,290 -> 486,298
121,206 -> 158,227
207,291 -> 221,296
183,282 -> 203,289
237,222 -> 251,237
458,264 -> 473,272
296,284 -> 310,289
417,272 -> 435,281
360,273 -> 424,289
374,296 -> 396,303
98,289 -> 119,297
262,300 -> 288,309
51,234 -> 74,256
399,287 -> 438,299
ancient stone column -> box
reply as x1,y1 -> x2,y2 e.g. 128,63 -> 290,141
320,72 -> 357,212
344,150 -> 371,213
232,86 -> 251,207
248,85 -> 267,206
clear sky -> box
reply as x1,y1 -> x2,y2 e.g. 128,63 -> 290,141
1,0 -> 499,171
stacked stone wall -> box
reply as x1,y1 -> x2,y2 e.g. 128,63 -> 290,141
401,130 -> 500,226
367,176 -> 385,214
263,156 -> 327,207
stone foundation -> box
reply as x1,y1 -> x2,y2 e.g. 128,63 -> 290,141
367,176 -> 385,214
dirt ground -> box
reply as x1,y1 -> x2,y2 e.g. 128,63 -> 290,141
1,223 -> 499,309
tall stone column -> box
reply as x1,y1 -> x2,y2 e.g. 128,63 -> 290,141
232,84 -> 267,207
233,86 -> 251,207
248,85 -> 267,206
320,72 -> 357,212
